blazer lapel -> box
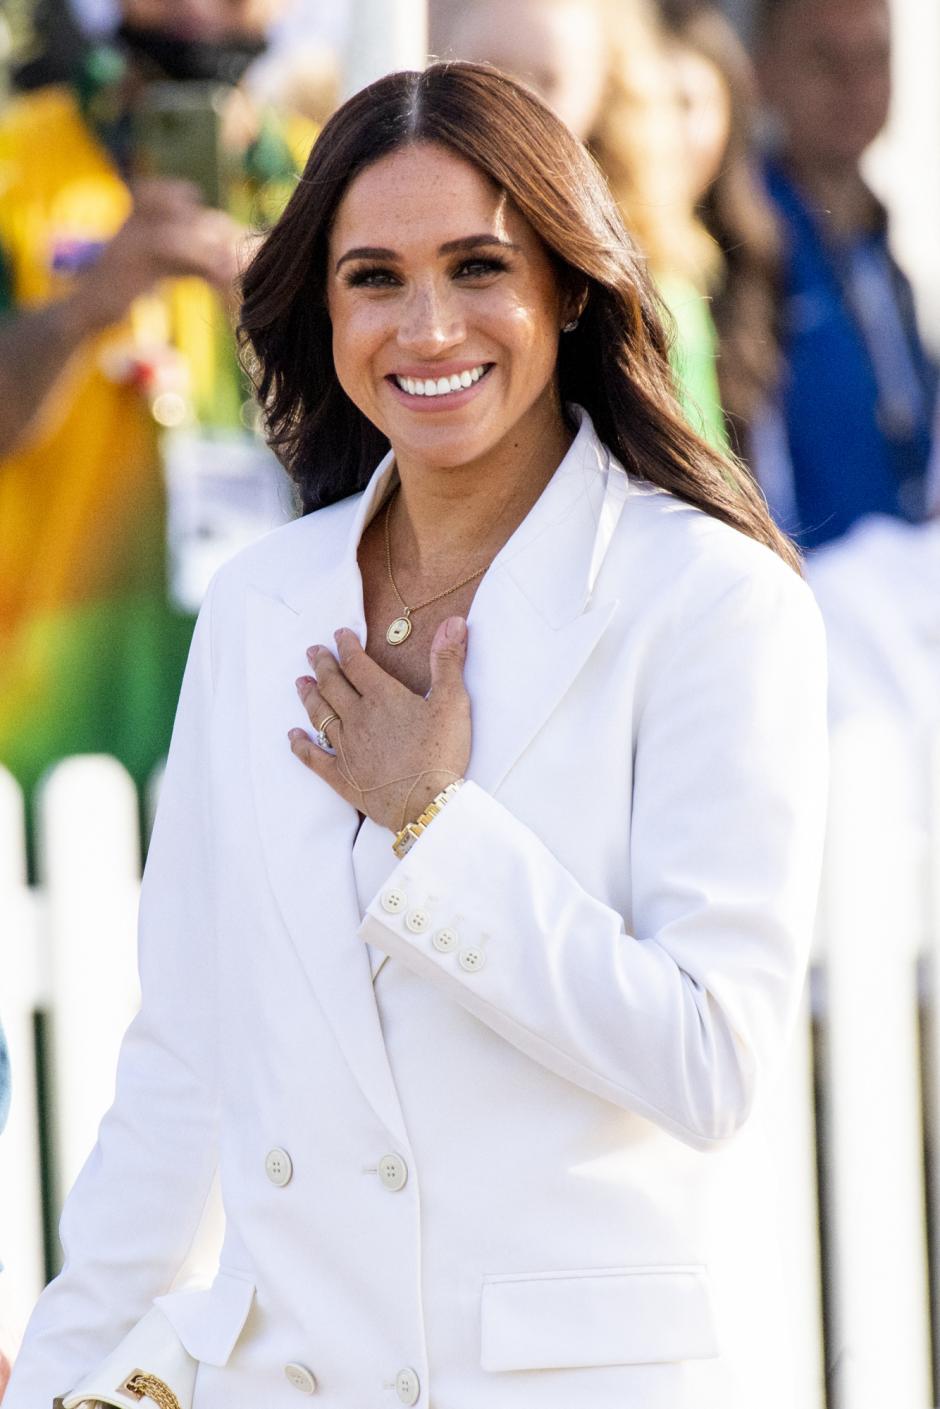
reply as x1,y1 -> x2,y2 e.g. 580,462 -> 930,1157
464,412 -> 629,794
245,454 -> 411,1144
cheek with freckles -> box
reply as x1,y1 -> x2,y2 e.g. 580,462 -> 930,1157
330,304 -> 396,427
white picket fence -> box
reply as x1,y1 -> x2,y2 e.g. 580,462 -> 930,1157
0,725 -> 938,1408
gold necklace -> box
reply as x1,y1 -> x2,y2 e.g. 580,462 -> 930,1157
383,489 -> 490,645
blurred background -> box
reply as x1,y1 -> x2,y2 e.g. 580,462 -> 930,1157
0,0 -> 938,1405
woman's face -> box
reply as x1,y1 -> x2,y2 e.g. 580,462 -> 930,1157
671,44 -> 732,206
326,142 -> 568,473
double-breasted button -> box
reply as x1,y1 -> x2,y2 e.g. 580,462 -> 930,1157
378,1152 -> 408,1192
395,1367 -> 420,1405
405,908 -> 430,934
432,927 -> 458,954
285,1362 -> 318,1394
458,946 -> 486,973
265,1147 -> 293,1187
381,887 -> 407,915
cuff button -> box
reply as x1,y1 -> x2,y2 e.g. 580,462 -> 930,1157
405,908 -> 430,934
458,946 -> 486,973
432,927 -> 459,954
381,887 -> 407,915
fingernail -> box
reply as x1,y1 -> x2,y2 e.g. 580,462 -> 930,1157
306,645 -> 322,662
444,616 -> 467,643
295,676 -> 313,696
287,728 -> 305,742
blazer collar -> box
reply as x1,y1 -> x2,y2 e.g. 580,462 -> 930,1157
277,405 -> 627,633
245,408 -> 630,1137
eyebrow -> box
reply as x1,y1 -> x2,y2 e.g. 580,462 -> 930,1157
334,234 -> 520,272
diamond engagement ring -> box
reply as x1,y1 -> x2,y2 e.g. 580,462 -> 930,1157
314,712 -> 339,752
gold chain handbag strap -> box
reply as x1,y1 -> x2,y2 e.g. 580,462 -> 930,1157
124,1372 -> 182,1409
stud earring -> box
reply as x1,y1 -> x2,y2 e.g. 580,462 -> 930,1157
561,318 -> 579,333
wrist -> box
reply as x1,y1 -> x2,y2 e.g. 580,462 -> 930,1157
392,779 -> 465,859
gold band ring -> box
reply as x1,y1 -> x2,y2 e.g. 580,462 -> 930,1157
314,711 -> 340,752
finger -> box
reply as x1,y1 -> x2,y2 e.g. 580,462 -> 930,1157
295,676 -> 342,740
429,616 -> 469,699
333,628 -> 395,695
129,177 -> 204,214
307,644 -> 361,711
153,220 -> 241,285
288,728 -> 353,798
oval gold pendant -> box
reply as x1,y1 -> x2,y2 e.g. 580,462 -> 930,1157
386,615 -> 413,645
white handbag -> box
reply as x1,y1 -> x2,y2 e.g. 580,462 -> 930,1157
59,1308 -> 197,1409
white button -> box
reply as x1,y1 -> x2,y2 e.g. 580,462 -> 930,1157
458,946 -> 486,973
265,1147 -> 293,1186
381,887 -> 407,915
405,908 -> 430,934
285,1362 -> 317,1394
378,1152 -> 408,1192
395,1367 -> 420,1405
432,927 -> 459,954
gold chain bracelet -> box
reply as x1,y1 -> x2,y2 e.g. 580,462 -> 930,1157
392,779 -> 464,858
124,1372 -> 182,1409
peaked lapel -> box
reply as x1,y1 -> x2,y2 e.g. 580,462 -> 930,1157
245,453 -> 411,1144
244,411 -> 629,1136
463,412 -> 629,793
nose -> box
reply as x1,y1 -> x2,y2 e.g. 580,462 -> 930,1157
396,279 -> 465,358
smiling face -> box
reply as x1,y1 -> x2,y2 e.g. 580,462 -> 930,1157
326,142 -> 570,475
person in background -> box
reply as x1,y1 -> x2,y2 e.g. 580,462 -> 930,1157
440,0 -> 730,450
755,0 -> 936,548
660,0 -> 783,469
0,0 -> 312,842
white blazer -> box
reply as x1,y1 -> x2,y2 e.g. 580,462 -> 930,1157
7,410 -> 828,1409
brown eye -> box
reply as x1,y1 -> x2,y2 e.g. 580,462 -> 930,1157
344,266 -> 400,288
455,257 -> 509,278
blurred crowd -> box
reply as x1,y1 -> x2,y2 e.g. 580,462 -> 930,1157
0,0 -> 936,1388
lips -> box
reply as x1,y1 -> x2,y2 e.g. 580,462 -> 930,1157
390,363 -> 492,398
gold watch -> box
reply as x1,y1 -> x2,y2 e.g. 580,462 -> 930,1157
392,780 -> 465,858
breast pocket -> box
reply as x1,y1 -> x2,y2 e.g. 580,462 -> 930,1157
480,1265 -> 719,1372
154,1269 -> 256,1366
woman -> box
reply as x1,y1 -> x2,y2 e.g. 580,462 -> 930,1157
661,0 -> 784,465
6,62 -> 827,1409
441,0 -> 729,448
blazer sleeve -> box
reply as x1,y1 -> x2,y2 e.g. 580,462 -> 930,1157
360,561 -> 829,1151
6,586 -> 220,1408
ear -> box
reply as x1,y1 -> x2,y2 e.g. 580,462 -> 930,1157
561,282 -> 589,329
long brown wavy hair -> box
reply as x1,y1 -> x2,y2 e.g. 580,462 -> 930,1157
239,61 -> 799,572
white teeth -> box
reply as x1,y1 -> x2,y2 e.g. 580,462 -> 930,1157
394,364 -> 488,397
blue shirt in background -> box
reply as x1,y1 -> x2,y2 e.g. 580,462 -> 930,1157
764,160 -> 936,550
